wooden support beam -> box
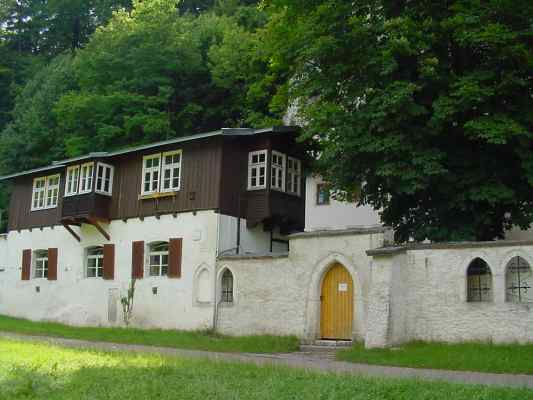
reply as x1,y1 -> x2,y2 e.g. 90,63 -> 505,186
87,218 -> 110,241
62,222 -> 81,242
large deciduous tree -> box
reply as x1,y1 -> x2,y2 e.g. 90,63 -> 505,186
264,0 -> 533,242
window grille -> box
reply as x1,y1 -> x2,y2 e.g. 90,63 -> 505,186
467,258 -> 492,302
506,256 -> 532,303
221,269 -> 234,303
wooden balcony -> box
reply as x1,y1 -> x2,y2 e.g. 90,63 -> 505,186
62,192 -> 111,221
61,193 -> 112,242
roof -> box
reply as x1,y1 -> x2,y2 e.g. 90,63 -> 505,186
0,126 -> 299,181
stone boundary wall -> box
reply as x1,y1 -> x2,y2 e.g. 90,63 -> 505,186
369,242 -> 533,345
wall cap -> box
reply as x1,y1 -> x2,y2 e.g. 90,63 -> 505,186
366,239 -> 533,257
290,226 -> 388,239
218,252 -> 289,261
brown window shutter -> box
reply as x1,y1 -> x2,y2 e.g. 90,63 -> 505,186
47,248 -> 58,281
103,244 -> 115,280
132,241 -> 144,279
21,249 -> 31,280
168,238 -> 183,279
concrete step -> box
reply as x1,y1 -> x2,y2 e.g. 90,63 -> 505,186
300,340 -> 353,351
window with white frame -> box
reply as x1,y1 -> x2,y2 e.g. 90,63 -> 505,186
148,242 -> 169,277
86,247 -> 104,278
95,163 -> 114,196
271,151 -> 286,191
161,151 -> 182,192
65,165 -> 80,196
45,175 -> 60,208
142,154 -> 162,195
34,250 -> 48,279
32,174 -> 60,211
248,150 -> 267,190
79,162 -> 94,194
31,177 -> 47,211
287,157 -> 301,196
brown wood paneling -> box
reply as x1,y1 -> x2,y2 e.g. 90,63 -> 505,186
103,244 -> 115,280
168,238 -> 182,279
21,249 -> 31,280
47,248 -> 58,281
132,241 -> 144,279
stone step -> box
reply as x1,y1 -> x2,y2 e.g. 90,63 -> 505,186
300,340 -> 353,351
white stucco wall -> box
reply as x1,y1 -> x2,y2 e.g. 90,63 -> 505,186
218,215 -> 288,256
216,229 -> 387,341
305,176 -> 381,232
0,212 -> 221,330
384,244 -> 533,345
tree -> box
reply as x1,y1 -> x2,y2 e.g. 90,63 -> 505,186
264,0 -> 533,242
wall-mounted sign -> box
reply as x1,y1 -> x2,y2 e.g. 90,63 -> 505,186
338,283 -> 348,292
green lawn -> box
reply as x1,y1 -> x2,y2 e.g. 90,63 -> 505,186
0,338 -> 530,400
0,315 -> 299,354
338,341 -> 533,375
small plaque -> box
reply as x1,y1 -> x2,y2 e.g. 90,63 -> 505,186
338,283 -> 348,292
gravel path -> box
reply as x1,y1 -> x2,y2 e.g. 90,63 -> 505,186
1,332 -> 532,389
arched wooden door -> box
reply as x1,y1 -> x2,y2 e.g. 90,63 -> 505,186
320,263 -> 353,340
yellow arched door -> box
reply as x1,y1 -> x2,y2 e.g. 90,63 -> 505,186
320,263 -> 354,340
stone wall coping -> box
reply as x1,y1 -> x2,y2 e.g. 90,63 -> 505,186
290,226 -> 388,239
366,239 -> 533,256
218,252 -> 289,261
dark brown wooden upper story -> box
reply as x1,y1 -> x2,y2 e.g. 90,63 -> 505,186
1,127 -> 308,237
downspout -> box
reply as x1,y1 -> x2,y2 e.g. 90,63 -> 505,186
213,212 -> 221,331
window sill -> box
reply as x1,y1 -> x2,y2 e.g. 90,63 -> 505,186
139,191 -> 178,201
31,205 -> 58,212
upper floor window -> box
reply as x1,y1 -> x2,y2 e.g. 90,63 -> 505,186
95,162 -> 114,196
34,250 -> 48,279
287,157 -> 301,196
65,166 -> 80,196
505,256 -> 532,303
161,151 -> 182,192
148,241 -> 169,277
79,162 -> 94,194
86,246 -> 104,278
467,258 -> 492,302
32,174 -> 60,211
316,184 -> 330,205
271,151 -> 286,191
142,154 -> 161,194
248,150 -> 267,190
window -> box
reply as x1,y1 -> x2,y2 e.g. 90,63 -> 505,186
95,163 -> 114,196
467,258 -> 493,302
32,175 -> 60,211
142,154 -> 162,195
79,162 -> 94,194
65,165 -> 80,196
221,269 -> 234,303
271,151 -> 286,191
161,151 -> 182,192
34,250 -> 48,279
46,175 -> 60,208
86,247 -> 104,278
287,157 -> 301,196
248,150 -> 267,190
316,184 -> 330,205
505,256 -> 532,303
148,242 -> 169,277
31,177 -> 47,211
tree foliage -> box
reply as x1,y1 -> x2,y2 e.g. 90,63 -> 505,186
264,0 -> 533,242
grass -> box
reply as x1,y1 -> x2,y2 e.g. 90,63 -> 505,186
338,341 -> 533,375
0,314 -> 299,354
0,338 -> 531,399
